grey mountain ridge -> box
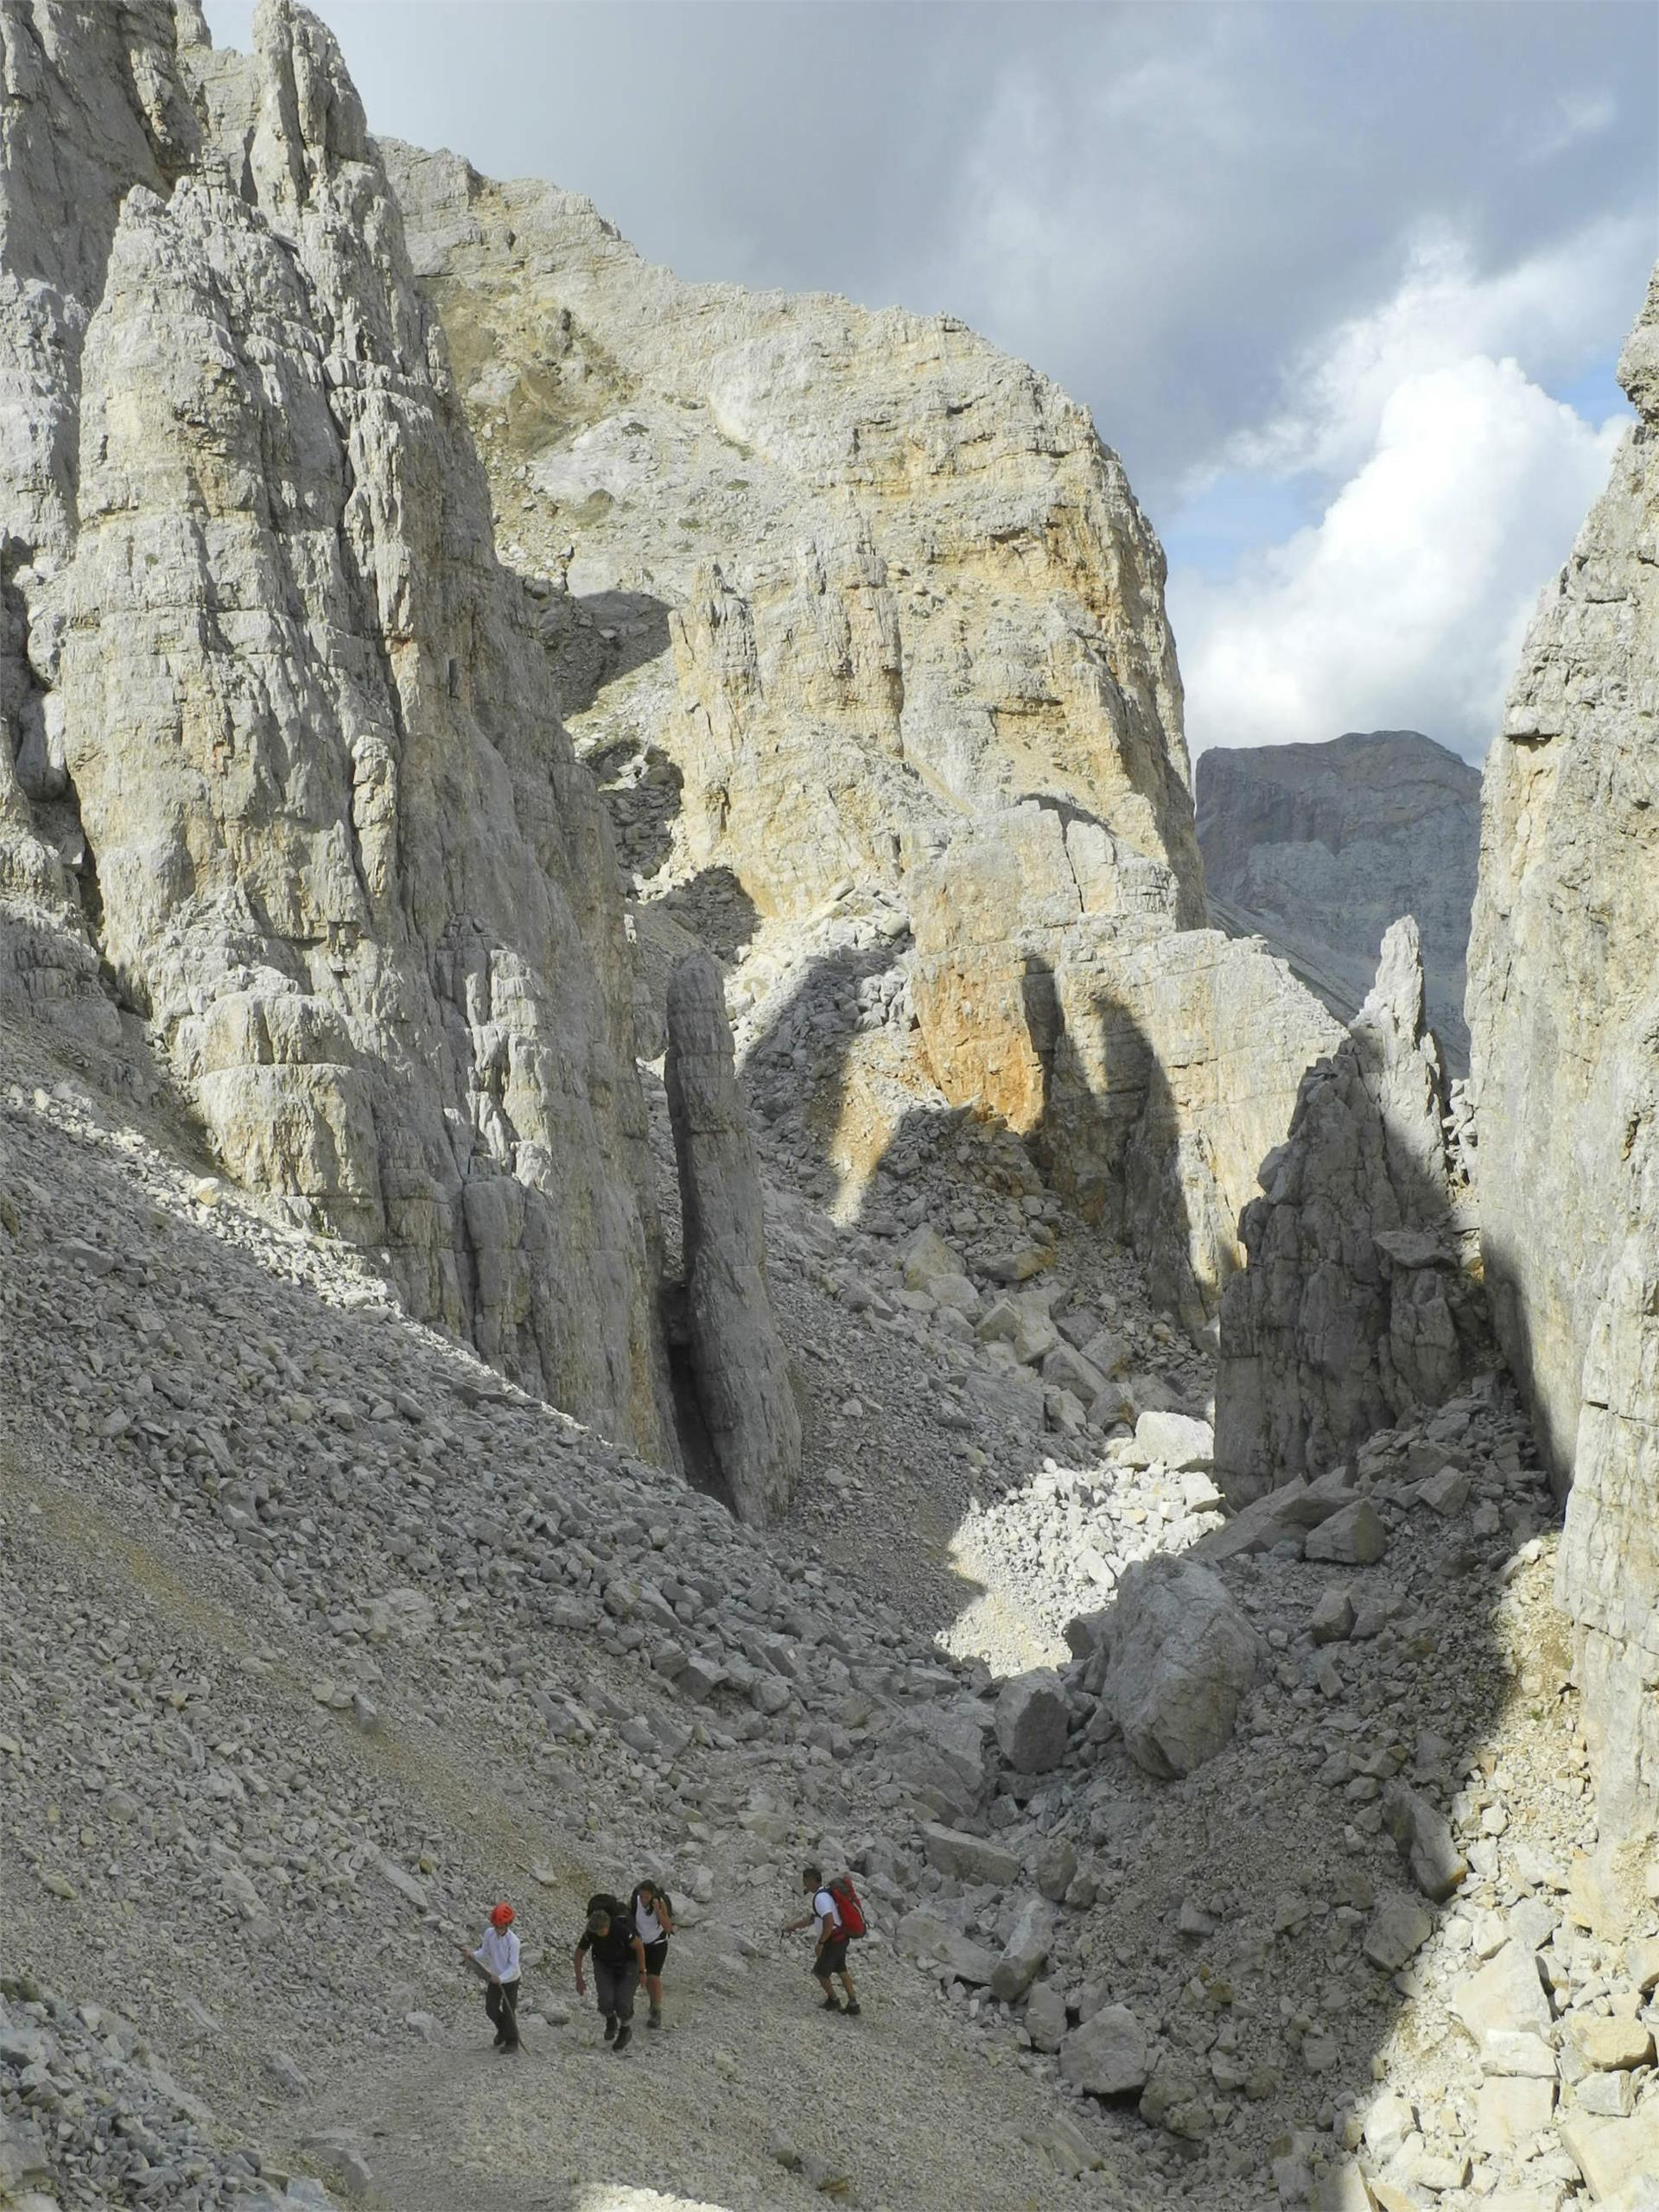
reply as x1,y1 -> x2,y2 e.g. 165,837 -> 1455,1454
1196,730 -> 1480,1068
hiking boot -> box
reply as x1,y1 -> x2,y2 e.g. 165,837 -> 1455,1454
602,2014 -> 618,2043
647,2006 -> 663,2030
842,2001 -> 861,2018
820,1994 -> 842,2012
613,2024 -> 632,2054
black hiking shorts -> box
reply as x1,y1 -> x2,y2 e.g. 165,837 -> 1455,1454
814,1940 -> 849,1976
642,1937 -> 669,1974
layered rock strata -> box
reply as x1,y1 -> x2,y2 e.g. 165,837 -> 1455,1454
0,1 -> 671,1449
1468,265 -> 1659,1830
664,950 -> 801,1522
1216,918 -> 1489,1497
1198,731 -> 1480,1065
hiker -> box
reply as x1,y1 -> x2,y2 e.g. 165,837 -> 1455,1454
630,1878 -> 675,2029
782,1864 -> 861,2017
459,1900 -> 521,2052
574,1893 -> 648,2053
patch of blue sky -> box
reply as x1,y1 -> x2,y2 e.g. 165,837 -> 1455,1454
1548,356 -> 1634,426
1158,472 -> 1317,584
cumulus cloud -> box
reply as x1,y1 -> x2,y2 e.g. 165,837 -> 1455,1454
1171,353 -> 1624,757
1214,216 -> 1644,482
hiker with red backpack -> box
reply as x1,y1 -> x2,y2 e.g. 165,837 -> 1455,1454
783,1864 -> 863,2016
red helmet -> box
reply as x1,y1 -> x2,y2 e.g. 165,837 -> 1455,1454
489,1902 -> 514,1929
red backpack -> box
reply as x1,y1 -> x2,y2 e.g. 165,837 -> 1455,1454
827,1874 -> 867,1940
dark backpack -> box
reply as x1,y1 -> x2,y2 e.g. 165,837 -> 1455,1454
827,1874 -> 867,1940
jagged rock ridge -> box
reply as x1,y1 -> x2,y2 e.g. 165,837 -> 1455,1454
1216,918 -> 1490,1497
1468,263 -> 1659,1833
1196,731 -> 1480,1067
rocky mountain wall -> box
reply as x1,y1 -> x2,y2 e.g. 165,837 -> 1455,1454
1197,731 -> 1480,1066
386,143 -> 1341,1326
0,0 -> 673,1452
1468,264 -> 1659,1833
381,142 -> 1205,925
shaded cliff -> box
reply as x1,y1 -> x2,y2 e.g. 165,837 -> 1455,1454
1197,731 -> 1480,1067
1468,264 -> 1659,1833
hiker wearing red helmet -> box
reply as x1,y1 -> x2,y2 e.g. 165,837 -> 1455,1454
459,1901 -> 522,2052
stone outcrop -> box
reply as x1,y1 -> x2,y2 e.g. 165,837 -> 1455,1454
1468,263 -> 1659,1831
906,801 -> 1342,1327
664,952 -> 800,1522
0,1 -> 671,1450
385,143 -> 1345,1332
1198,732 -> 1480,1066
1216,918 -> 1490,1498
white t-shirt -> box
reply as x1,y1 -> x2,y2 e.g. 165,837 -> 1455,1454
634,1897 -> 664,1943
474,1926 -> 520,1983
813,1888 -> 842,1942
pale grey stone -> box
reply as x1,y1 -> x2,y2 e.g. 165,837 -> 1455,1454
1102,1555 -> 1259,1779
1060,2005 -> 1149,2096
1382,1780 -> 1468,1902
994,1669 -> 1070,1775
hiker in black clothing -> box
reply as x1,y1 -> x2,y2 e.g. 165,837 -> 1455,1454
630,1878 -> 675,2029
574,1893 -> 648,2053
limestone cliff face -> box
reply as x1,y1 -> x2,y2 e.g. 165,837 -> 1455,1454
0,1 -> 671,1452
381,143 -> 1204,927
1197,731 -> 1480,1067
1216,919 -> 1488,1499
1468,264 -> 1659,1828
387,144 -> 1339,1324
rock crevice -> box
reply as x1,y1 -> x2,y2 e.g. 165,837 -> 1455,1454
664,950 -> 801,1523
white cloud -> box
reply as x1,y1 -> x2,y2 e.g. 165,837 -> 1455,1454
1533,89 -> 1618,162
1212,216 -> 1643,485
1172,353 -> 1624,758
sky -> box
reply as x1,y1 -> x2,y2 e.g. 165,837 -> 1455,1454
204,1 -> 1657,760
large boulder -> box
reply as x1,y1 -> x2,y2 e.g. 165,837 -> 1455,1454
889,1704 -> 990,1823
1102,1556 -> 1259,1778
896,1910 -> 999,1987
1132,1409 -> 1214,1470
994,1669 -> 1071,1774
1060,2005 -> 1149,2096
